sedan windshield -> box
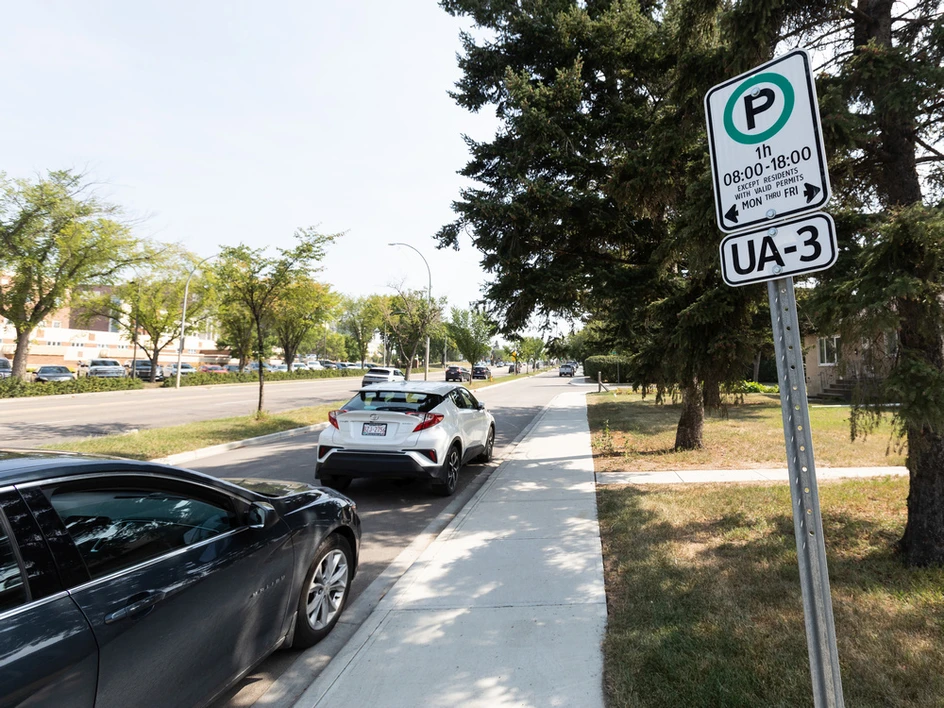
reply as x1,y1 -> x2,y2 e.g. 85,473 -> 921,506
345,390 -> 443,413
39,366 -> 70,374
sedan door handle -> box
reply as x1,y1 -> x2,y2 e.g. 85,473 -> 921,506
104,591 -> 166,624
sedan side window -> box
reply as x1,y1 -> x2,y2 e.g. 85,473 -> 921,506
459,389 -> 479,409
47,486 -> 239,581
0,518 -> 28,612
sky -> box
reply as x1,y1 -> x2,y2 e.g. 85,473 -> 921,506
0,1 -> 499,313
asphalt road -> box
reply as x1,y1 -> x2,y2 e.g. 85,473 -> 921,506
199,371 -> 583,707
0,369 -> 516,448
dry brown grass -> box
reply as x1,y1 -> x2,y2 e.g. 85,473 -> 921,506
598,478 -> 944,707
588,390 -> 905,471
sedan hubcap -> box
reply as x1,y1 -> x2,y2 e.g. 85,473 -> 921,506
307,549 -> 349,630
447,450 -> 460,485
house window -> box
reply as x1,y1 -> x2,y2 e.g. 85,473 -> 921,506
818,336 -> 840,366
52,321 -> 61,328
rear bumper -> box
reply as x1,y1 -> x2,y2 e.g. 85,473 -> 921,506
316,449 -> 439,479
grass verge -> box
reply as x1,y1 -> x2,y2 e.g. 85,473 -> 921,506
50,401 -> 345,460
598,478 -> 944,707
588,390 -> 905,471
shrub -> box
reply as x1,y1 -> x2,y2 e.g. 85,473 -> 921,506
584,355 -> 633,384
162,368 -> 366,387
730,380 -> 779,394
0,376 -> 144,398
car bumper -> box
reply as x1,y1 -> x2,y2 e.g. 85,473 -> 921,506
316,449 -> 440,479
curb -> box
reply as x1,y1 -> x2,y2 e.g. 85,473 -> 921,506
152,423 -> 328,467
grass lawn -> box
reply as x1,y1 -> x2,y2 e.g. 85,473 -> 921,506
588,390 -> 906,471
50,401 -> 346,460
598,478 -> 944,707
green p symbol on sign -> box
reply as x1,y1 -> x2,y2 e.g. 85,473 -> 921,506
722,73 -> 795,145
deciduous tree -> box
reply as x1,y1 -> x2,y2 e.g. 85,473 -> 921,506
0,170 -> 142,378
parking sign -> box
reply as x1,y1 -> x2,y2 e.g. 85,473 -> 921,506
705,49 -> 830,232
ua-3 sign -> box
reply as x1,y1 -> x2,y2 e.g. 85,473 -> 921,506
705,49 -> 831,233
719,212 -> 837,286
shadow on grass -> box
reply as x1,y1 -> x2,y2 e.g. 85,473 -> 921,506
598,483 -> 944,708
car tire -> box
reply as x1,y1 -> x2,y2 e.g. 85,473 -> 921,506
476,427 -> 495,463
292,534 -> 354,648
432,444 -> 461,496
318,474 -> 352,492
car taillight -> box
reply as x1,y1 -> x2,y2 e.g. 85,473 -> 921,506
328,410 -> 347,429
410,412 -> 444,432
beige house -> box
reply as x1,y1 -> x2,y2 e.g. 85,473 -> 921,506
803,332 -> 896,400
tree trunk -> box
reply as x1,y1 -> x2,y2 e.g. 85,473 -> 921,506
674,378 -> 704,450
702,375 -> 722,411
12,329 -> 32,380
853,0 -> 944,564
753,351 -> 762,383
899,425 -> 944,565
257,361 -> 265,413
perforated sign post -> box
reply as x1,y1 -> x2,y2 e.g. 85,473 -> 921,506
706,50 -> 845,708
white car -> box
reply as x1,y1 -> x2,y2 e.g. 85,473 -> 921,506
361,367 -> 405,387
315,381 -> 496,496
307,361 -> 324,370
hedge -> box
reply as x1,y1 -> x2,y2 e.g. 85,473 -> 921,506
161,368 -> 367,387
583,355 -> 634,384
0,376 -> 144,398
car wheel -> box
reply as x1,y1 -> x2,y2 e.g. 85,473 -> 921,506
432,444 -> 460,496
318,474 -> 352,492
292,534 -> 353,648
476,426 -> 495,463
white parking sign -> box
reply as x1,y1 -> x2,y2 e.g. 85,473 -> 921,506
705,49 -> 830,233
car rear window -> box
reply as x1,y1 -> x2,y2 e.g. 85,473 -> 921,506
345,390 -> 443,413
0,360 -> 11,370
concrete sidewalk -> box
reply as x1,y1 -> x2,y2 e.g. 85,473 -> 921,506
291,391 -> 606,708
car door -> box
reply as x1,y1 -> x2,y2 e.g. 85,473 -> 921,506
22,474 -> 295,708
458,388 -> 490,453
448,388 -> 481,460
0,489 -> 98,708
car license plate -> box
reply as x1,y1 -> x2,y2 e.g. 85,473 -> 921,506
362,422 -> 387,436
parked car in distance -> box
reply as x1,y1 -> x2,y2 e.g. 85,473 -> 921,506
224,364 -> 243,373
0,450 -> 360,708
315,381 -> 496,497
445,365 -> 471,382
32,365 -> 75,383
199,365 -> 228,374
472,365 -> 491,380
83,359 -> 126,378
289,362 -> 309,372
307,361 -> 324,370
0,358 -> 12,378
163,362 -> 196,377
361,367 -> 405,387
126,359 -> 164,381
559,363 -> 575,377
319,360 -> 338,369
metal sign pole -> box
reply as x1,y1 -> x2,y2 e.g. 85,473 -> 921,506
768,276 -> 844,707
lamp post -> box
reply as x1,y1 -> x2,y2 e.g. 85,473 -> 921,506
388,242 -> 431,381
176,254 -> 217,389
129,280 -> 139,378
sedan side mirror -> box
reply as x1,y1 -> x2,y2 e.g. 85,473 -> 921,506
247,502 -> 276,529
477,402 -> 486,410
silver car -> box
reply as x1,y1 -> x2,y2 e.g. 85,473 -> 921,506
361,367 -> 405,387
84,359 -> 126,378
315,381 -> 496,497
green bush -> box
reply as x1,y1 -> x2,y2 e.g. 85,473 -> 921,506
583,355 -> 633,384
0,376 -> 144,398
162,368 -> 366,387
730,380 -> 780,394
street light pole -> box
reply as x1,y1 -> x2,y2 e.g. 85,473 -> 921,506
176,254 -> 217,389
388,242 -> 432,381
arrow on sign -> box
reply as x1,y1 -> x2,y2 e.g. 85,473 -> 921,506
803,183 -> 820,203
724,204 -> 739,224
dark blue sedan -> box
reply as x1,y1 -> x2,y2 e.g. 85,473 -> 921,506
0,450 -> 360,708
